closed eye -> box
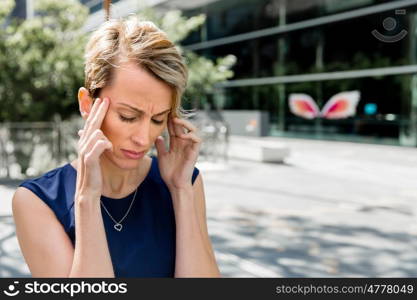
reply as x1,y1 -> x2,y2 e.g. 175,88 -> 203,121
152,119 -> 164,125
119,114 -> 164,125
119,115 -> 136,123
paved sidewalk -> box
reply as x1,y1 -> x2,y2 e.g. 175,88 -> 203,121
204,137 -> 417,277
1,136 -> 417,277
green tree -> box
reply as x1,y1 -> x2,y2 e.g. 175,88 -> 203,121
0,0 -> 88,122
0,0 -> 16,119
0,0 -> 14,21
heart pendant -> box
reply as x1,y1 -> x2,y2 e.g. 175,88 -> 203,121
114,223 -> 123,231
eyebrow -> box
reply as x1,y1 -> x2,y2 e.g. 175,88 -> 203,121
118,103 -> 171,116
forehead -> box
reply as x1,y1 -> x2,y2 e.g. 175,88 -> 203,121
107,62 -> 172,111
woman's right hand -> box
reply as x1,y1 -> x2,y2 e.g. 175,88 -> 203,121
75,97 -> 112,202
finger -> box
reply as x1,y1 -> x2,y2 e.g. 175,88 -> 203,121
85,97 -> 109,136
79,129 -> 108,156
78,128 -> 104,150
75,157 -> 83,195
82,140 -> 112,189
172,117 -> 185,137
167,115 -> 176,137
77,130 -> 112,192
173,118 -> 198,133
155,136 -> 167,156
178,132 -> 202,144
84,98 -> 102,129
86,97 -> 109,134
79,98 -> 104,144
78,129 -> 84,137
82,97 -> 102,139
76,157 -> 85,193
92,97 -> 110,128
84,139 -> 113,167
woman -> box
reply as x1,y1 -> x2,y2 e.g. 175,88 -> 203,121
12,17 -> 220,278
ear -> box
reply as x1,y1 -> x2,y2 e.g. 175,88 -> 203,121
78,87 -> 94,120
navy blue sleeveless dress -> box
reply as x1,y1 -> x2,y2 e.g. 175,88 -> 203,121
18,156 -> 199,278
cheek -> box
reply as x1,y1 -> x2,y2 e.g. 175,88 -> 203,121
150,124 -> 166,142
100,112 -> 120,140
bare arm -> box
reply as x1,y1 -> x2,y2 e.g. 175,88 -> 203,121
70,95 -> 115,277
69,194 -> 114,277
171,173 -> 221,277
13,96 -> 116,278
13,187 -> 114,277
13,187 -> 74,277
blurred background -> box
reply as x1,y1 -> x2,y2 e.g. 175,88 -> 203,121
1,0 -> 417,277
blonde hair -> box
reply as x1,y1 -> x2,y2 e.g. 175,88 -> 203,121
84,17 -> 188,118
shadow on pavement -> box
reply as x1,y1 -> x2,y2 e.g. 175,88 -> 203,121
208,208 -> 417,277
2,204 -> 417,277
0,215 -> 31,277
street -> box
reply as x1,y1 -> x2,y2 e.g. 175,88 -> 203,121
1,136 -> 417,277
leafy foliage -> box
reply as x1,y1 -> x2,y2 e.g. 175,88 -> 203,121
0,0 -> 88,121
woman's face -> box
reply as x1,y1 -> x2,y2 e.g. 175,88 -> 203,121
90,62 -> 172,169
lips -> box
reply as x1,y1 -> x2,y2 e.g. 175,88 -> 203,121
124,150 -> 142,155
121,149 -> 146,159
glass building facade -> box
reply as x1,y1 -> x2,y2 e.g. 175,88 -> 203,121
9,0 -> 30,19
13,0 -> 417,146
80,0 -> 122,14
177,0 -> 417,147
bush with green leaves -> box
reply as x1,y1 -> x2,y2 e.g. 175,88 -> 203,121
0,0 -> 88,122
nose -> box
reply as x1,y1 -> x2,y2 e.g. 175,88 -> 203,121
131,119 -> 151,149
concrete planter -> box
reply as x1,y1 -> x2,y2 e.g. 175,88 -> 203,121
228,136 -> 290,163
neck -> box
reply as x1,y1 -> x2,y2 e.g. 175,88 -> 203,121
101,155 -> 142,197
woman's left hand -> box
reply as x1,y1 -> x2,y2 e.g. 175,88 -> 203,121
155,115 -> 201,190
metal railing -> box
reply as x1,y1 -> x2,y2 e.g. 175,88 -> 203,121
191,111 -> 230,163
0,117 -> 82,179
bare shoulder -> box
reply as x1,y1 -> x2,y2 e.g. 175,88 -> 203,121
12,186 -> 63,237
12,186 -> 53,217
12,186 -> 74,277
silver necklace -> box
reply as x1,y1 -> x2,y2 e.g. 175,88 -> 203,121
100,187 -> 138,232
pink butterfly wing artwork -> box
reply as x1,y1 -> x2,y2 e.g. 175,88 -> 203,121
320,91 -> 360,119
289,94 -> 320,120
